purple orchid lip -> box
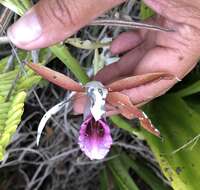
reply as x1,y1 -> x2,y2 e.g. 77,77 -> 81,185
78,115 -> 112,160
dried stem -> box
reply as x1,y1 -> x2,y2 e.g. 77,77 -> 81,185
91,19 -> 175,32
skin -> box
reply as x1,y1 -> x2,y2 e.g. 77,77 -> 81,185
7,0 -> 200,112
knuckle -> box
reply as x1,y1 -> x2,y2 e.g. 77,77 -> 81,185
49,0 -> 78,28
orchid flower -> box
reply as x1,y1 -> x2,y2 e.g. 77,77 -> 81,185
77,80 -> 113,160
27,63 -> 174,160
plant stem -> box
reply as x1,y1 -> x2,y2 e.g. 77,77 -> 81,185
91,19 -> 174,32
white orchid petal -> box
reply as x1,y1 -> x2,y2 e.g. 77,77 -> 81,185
37,100 -> 66,145
37,92 -> 75,145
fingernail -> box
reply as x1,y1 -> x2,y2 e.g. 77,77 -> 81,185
7,9 -> 42,46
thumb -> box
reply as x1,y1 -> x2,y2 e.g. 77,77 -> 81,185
7,0 -> 124,50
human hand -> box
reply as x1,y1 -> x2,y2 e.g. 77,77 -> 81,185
94,0 -> 200,105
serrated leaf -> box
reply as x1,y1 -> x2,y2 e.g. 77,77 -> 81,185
0,49 -> 52,160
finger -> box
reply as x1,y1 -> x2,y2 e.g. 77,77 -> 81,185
110,31 -> 143,54
7,0 -> 125,50
124,78 -> 176,105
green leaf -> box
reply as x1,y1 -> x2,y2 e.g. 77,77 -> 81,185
107,154 -> 139,190
110,115 -> 144,139
175,80 -> 200,98
140,1 -> 155,20
0,0 -> 31,15
107,150 -> 171,190
0,91 -> 26,160
120,153 -> 172,190
99,168 -> 109,190
144,95 -> 200,190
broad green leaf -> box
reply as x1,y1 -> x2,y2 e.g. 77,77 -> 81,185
107,154 -> 139,190
120,153 -> 172,190
107,150 -> 171,190
144,95 -> 200,190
